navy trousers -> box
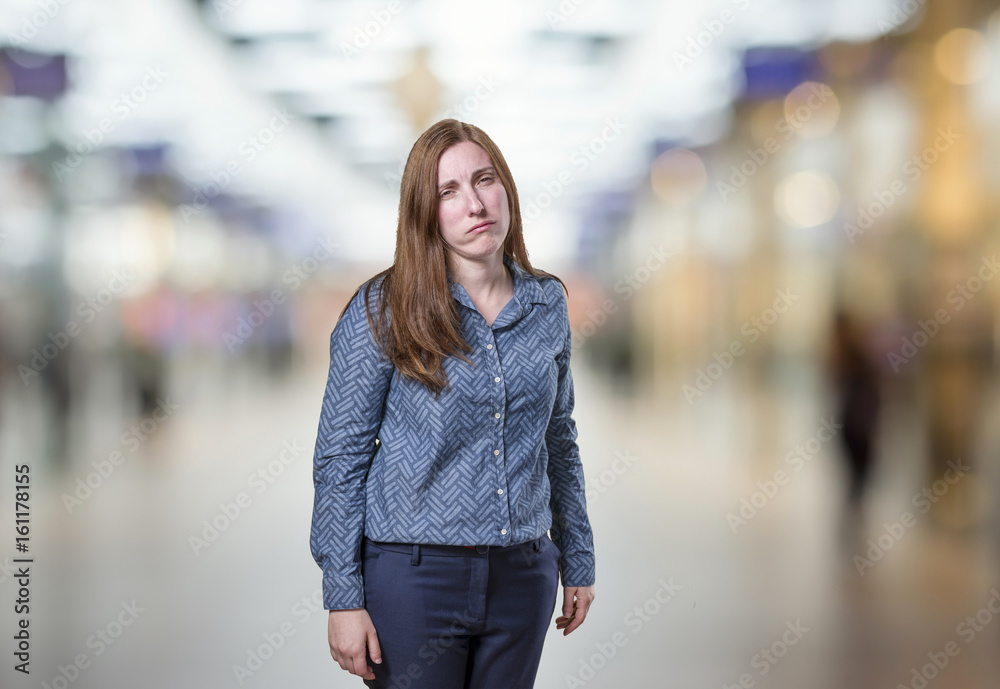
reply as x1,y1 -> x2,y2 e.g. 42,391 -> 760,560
360,532 -> 561,689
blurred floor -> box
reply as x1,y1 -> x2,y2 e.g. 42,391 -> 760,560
1,351 -> 999,689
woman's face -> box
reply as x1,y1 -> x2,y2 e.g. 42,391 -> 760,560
436,141 -> 510,264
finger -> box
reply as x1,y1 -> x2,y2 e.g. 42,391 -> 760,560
561,593 -> 577,619
349,651 -> 374,680
368,628 -> 382,665
563,611 -> 586,635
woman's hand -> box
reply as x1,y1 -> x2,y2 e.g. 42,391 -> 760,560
555,585 -> 595,635
328,608 -> 382,680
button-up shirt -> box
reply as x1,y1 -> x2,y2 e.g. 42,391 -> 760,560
310,253 -> 596,610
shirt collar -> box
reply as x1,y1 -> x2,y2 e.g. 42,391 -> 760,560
447,254 -> 549,314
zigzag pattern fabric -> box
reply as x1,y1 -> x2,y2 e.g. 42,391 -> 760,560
310,253 -> 596,610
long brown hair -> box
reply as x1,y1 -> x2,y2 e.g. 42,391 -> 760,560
339,118 -> 568,397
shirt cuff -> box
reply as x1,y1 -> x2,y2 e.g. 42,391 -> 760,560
557,551 -> 596,588
322,571 -> 365,610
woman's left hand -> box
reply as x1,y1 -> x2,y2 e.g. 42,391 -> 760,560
555,585 -> 595,635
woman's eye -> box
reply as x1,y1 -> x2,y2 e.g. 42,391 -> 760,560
479,176 -> 494,184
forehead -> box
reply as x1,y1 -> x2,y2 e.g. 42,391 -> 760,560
437,141 -> 493,178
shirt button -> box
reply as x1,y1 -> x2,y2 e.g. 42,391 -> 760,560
494,376 -> 500,382
486,344 -> 493,349
494,449 -> 500,455
501,529 -> 507,535
494,412 -> 500,418
497,489 -> 503,495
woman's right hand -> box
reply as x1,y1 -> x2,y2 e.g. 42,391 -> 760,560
327,608 -> 382,680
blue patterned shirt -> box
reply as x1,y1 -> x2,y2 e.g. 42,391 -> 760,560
309,253 -> 596,610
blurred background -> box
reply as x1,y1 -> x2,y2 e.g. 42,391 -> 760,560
2,0 -> 1000,687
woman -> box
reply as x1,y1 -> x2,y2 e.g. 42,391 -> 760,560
310,119 -> 596,689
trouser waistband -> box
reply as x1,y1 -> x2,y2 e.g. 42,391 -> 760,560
362,535 -> 543,565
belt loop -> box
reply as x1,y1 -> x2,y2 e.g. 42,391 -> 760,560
411,544 -> 421,566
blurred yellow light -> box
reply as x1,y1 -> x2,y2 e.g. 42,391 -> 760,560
782,81 -> 839,138
774,171 -> 840,228
650,148 -> 706,205
933,28 -> 990,85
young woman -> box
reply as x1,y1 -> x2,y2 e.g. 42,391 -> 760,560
310,118 -> 596,689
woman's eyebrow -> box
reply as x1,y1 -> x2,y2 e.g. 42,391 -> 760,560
438,167 -> 495,190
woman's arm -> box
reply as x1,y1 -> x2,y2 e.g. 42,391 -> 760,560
543,290 -> 596,590
310,282 -> 394,611
544,290 -> 597,635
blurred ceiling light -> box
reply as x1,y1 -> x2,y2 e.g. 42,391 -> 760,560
650,148 -> 706,205
774,171 -> 840,228
934,28 -> 990,85
782,81 -> 839,138
206,0 -> 316,37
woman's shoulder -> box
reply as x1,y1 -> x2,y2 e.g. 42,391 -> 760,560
533,271 -> 568,308
338,272 -> 390,328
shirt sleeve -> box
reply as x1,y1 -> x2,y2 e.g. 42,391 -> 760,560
310,281 -> 394,610
544,289 -> 596,588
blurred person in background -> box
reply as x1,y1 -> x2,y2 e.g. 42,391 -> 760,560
310,119 -> 596,689
828,307 -> 882,549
